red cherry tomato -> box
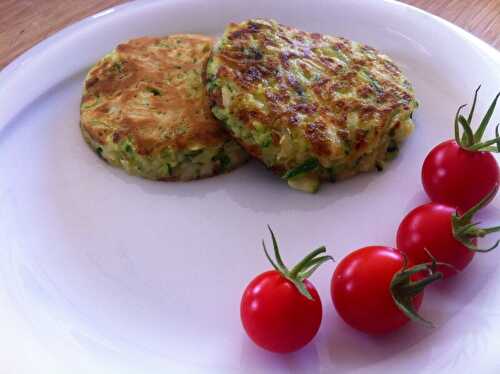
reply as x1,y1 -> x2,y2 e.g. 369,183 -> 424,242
241,227 -> 332,353
422,139 -> 499,212
331,246 -> 425,335
241,270 -> 322,353
397,203 -> 474,278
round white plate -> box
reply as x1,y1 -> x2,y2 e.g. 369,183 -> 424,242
1,0 -> 500,373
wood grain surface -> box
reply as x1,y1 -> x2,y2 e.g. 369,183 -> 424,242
1,0 -> 499,69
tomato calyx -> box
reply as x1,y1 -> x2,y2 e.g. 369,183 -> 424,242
390,252 -> 444,327
454,86 -> 500,152
452,186 -> 500,252
263,226 -> 333,300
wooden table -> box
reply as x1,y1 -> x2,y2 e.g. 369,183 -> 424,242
1,0 -> 499,69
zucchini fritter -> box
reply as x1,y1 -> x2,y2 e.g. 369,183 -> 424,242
207,19 -> 418,192
80,35 -> 248,181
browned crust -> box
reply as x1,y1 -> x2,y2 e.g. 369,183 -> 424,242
209,19 -> 417,162
80,35 -> 232,156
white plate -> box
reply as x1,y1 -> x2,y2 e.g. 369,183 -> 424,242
1,0 -> 500,373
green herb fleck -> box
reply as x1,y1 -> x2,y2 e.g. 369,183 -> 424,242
112,62 -> 123,73
146,87 -> 161,96
387,140 -> 398,153
385,140 -> 399,161
185,149 -> 204,160
362,70 -> 383,96
213,150 -> 231,172
283,158 -> 319,180
81,96 -> 101,109
327,167 -> 337,183
245,47 -> 263,60
96,147 -> 103,158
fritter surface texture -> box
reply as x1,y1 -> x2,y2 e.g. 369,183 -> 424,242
81,35 -> 248,181
207,19 -> 418,191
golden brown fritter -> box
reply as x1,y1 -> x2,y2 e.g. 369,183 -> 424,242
207,19 -> 418,192
80,35 -> 248,181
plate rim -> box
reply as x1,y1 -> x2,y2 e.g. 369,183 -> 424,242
2,1 -> 500,373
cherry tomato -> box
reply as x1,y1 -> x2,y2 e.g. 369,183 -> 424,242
241,227 -> 332,353
422,87 -> 500,212
241,270 -> 322,353
422,139 -> 499,212
331,246 -> 431,335
397,203 -> 473,278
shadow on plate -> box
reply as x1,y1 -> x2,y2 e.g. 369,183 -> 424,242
110,158 -> 385,214
321,306 -> 435,371
238,335 -> 321,374
320,224 -> 500,371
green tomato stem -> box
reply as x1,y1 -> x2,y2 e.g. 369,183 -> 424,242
454,86 -> 500,152
261,226 -> 333,300
390,255 -> 445,328
289,246 -> 327,278
474,92 -> 500,142
454,104 -> 467,145
467,85 -> 481,127
452,186 -> 500,251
